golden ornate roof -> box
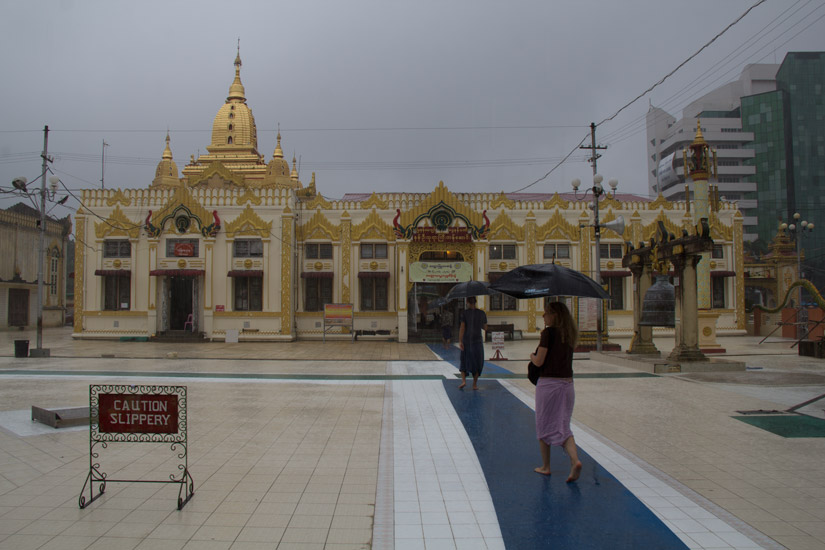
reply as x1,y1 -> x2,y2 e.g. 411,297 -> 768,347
151,133 -> 181,188
180,52 -> 305,190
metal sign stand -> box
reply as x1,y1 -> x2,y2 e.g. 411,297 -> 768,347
79,384 -> 195,510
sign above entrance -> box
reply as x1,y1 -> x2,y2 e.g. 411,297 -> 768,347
409,262 -> 472,283
412,227 -> 472,243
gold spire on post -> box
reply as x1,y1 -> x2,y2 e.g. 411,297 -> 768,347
227,43 -> 246,102
291,154 -> 299,181
162,131 -> 173,160
274,130 -> 283,159
152,132 -> 180,188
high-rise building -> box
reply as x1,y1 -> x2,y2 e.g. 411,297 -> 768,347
646,63 -> 778,241
742,53 -> 825,244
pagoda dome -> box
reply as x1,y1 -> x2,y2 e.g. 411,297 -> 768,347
208,51 -> 259,152
151,133 -> 180,187
266,131 -> 290,177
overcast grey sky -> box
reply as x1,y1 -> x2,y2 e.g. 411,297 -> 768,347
1,0 -> 823,217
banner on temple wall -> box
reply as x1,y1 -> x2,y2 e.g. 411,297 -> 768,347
409,262 -> 472,283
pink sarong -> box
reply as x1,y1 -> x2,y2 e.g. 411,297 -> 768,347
535,377 -> 575,446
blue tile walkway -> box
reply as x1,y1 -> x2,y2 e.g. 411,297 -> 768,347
427,343 -> 513,375
443,380 -> 688,549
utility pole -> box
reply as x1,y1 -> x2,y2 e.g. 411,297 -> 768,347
33,125 -> 51,357
580,122 -> 608,352
101,140 -> 109,189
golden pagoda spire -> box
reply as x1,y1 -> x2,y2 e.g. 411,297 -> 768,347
227,40 -> 246,102
162,130 -> 173,160
273,127 -> 284,159
291,154 -> 299,181
693,119 -> 706,144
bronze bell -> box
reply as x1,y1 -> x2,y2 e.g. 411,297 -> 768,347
639,275 -> 675,327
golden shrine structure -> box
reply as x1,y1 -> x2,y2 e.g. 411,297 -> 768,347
73,52 -> 746,344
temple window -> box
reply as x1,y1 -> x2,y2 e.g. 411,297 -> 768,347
305,278 -> 332,312
712,245 -> 724,259
49,250 -> 59,297
360,243 -> 387,259
306,243 -> 333,260
103,239 -> 131,258
599,243 -> 623,259
543,243 -> 570,260
234,239 -> 263,257
103,274 -> 130,311
360,278 -> 388,311
488,273 -> 517,311
712,278 -> 726,308
234,276 -> 263,311
228,124 -> 233,131
489,244 -> 516,260
227,136 -> 233,144
604,276 -> 624,310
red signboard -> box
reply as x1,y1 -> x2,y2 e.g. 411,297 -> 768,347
174,242 -> 195,257
412,227 -> 472,243
98,394 -> 179,434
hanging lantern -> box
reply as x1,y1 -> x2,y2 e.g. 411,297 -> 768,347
639,275 -> 675,327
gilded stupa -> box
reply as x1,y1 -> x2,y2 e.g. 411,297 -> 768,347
178,48 -> 303,189
150,132 -> 180,188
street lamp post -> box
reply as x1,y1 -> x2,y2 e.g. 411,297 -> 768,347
572,174 -> 618,352
780,212 -> 814,339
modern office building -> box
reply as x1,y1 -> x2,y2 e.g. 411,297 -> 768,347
646,63 -> 779,241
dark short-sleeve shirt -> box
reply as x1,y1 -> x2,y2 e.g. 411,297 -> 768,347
538,327 -> 574,378
460,308 -> 487,343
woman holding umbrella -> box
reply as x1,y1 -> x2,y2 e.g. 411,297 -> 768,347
458,296 -> 487,390
529,301 -> 582,482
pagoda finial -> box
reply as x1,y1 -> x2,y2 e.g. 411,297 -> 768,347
273,124 -> 283,159
227,40 -> 245,101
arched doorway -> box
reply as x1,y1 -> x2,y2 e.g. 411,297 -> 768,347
407,248 -> 472,343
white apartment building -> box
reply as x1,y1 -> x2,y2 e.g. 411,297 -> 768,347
646,64 -> 778,241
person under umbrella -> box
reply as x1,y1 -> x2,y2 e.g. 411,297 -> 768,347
458,296 -> 487,390
530,301 -> 582,482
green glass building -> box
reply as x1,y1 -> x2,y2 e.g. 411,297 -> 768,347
742,52 -> 825,286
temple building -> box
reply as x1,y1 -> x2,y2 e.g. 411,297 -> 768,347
73,53 -> 746,344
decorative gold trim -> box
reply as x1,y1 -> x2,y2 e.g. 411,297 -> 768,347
488,210 -> 524,241
543,193 -> 571,210
341,218 -> 352,304
396,181 -> 487,237
648,193 -> 673,211
352,209 -> 396,242
490,192 -> 515,210
188,161 -> 245,187
304,194 -> 333,210
281,215 -> 293,334
299,210 -> 342,241
225,204 -> 273,238
95,205 -> 141,239
213,311 -> 281,317
235,189 -> 262,205
148,186 -> 214,236
642,211 -> 683,242
535,210 -> 579,242
83,310 -> 149,317
106,190 -> 132,207
360,192 -> 389,210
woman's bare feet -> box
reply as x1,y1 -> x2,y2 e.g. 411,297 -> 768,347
534,467 -> 551,476
566,461 -> 582,483
472,385 -> 479,390
458,382 -> 466,389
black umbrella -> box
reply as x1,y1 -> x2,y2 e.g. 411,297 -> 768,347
488,263 -> 609,299
445,280 -> 499,301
